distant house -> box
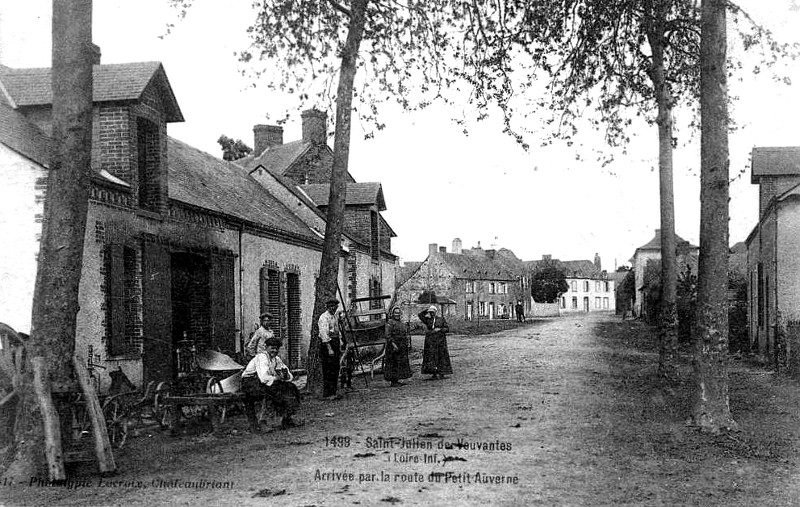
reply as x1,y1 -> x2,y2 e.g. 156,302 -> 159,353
745,146 -> 800,365
525,254 -> 615,314
630,229 -> 699,319
0,55 -> 394,392
395,239 -> 525,322
237,112 -> 398,305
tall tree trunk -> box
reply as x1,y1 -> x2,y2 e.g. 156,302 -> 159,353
1,0 -> 94,479
648,25 -> 679,378
306,0 -> 368,397
692,0 -> 736,432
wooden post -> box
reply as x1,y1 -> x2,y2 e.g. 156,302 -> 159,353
31,357 -> 65,482
72,356 -> 116,475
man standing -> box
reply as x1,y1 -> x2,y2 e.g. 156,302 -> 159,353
515,301 -> 525,323
318,298 -> 342,400
246,311 -> 274,358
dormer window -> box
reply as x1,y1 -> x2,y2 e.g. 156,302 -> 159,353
137,117 -> 162,213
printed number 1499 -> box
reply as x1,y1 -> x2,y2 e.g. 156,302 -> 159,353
325,436 -> 350,447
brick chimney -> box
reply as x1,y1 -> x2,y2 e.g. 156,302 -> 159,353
301,108 -> 327,145
428,243 -> 438,256
452,238 -> 462,255
594,252 -> 601,271
90,43 -> 101,65
253,124 -> 283,155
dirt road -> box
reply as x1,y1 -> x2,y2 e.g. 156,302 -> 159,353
3,313 -> 799,506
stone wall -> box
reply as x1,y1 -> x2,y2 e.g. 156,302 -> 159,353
530,302 -> 560,317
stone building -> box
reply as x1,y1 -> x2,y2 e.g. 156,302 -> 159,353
0,56 -> 396,392
630,229 -> 699,319
746,146 -> 800,366
526,254 -> 616,314
395,240 -> 526,322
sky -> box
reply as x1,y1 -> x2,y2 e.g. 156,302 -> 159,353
2,0 -> 800,270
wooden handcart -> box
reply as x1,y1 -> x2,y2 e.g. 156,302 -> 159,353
155,347 -> 246,434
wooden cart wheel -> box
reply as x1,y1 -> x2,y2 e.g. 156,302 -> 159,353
102,397 -> 128,448
205,378 -> 227,423
153,382 -> 173,429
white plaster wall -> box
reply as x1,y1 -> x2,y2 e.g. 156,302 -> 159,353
560,278 -> 616,313
777,200 -> 800,321
0,145 -> 45,334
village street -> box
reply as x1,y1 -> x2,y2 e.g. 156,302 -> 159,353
3,313 -> 800,507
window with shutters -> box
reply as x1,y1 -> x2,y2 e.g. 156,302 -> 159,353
260,264 -> 282,339
465,281 -> 474,294
286,272 -> 302,368
105,245 -> 141,355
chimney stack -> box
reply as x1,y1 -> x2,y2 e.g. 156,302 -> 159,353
428,243 -> 438,257
594,252 -> 601,270
301,108 -> 328,145
452,238 -> 462,255
253,124 -> 284,155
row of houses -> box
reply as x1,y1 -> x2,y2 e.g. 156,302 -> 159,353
746,146 -> 800,370
395,239 -> 617,321
624,145 -> 800,371
0,49 -> 397,392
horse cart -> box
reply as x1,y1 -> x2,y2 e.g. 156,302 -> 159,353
340,294 -> 392,380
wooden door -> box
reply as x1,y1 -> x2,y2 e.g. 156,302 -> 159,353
210,253 -> 236,354
141,241 -> 172,384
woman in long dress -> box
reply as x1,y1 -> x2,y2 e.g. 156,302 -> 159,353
418,305 -> 452,380
384,307 -> 412,386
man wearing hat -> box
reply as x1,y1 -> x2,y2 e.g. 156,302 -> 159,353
418,305 -> 452,380
318,298 -> 342,399
246,311 -> 275,358
241,335 -> 301,431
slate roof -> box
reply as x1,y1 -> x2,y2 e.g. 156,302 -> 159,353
0,62 -> 183,122
635,230 -> 698,252
167,137 -> 320,243
238,140 -> 310,176
300,182 -> 386,210
751,146 -> 800,183
525,258 -> 601,278
0,101 -> 51,167
437,252 -> 517,281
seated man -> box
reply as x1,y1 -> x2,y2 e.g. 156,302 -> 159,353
241,336 -> 301,431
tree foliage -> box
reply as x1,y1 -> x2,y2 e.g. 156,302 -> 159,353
530,265 -> 569,304
615,268 -> 635,313
217,135 -> 253,161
